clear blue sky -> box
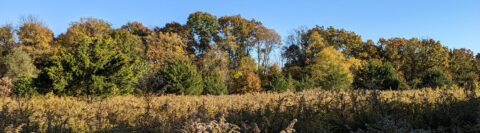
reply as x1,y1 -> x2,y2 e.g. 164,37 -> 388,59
1,0 -> 479,54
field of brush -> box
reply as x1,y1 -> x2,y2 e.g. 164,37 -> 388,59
2,88 -> 480,133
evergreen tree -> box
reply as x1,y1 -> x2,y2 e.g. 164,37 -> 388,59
158,56 -> 203,95
44,36 -> 145,96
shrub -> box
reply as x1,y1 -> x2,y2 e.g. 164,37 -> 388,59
422,68 -> 452,89
13,74 -> 37,97
203,71 -> 228,95
158,56 -> 203,95
353,61 -> 401,90
0,77 -> 13,97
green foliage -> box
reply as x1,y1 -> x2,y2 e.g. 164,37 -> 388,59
449,48 -> 478,90
158,56 -> 203,95
44,36 -> 144,96
378,38 -> 449,88
421,68 -> 452,89
0,24 -> 16,48
292,76 -> 315,92
353,60 -> 401,90
265,67 -> 288,93
13,74 -> 37,97
187,11 -> 218,54
4,48 -> 38,81
203,71 -> 228,95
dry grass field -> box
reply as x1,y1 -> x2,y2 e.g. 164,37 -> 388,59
2,88 -> 480,132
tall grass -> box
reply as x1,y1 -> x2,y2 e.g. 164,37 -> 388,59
1,88 -> 480,132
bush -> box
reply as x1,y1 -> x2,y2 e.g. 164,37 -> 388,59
158,56 -> 203,95
13,74 -> 37,97
0,77 -> 13,97
353,61 -> 401,90
422,68 -> 452,89
203,71 -> 228,95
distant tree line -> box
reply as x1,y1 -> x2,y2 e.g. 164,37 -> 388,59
0,12 -> 478,97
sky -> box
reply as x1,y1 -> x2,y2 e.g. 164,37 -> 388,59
1,0 -> 479,57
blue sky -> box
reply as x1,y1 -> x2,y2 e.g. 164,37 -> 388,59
1,0 -> 479,56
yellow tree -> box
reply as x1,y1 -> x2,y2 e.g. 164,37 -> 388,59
307,46 -> 356,90
146,32 -> 187,70
57,17 -> 111,49
17,16 -> 54,63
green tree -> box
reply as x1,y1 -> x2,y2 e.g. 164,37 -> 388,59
4,48 -> 38,81
44,36 -> 144,96
449,48 -> 478,90
421,68 -> 452,89
110,29 -> 145,58
187,11 -> 218,55
379,38 -> 449,88
203,70 -> 228,95
158,56 -> 203,95
307,46 -> 354,90
353,60 -> 402,90
13,74 -> 37,97
0,24 -> 16,48
217,15 -> 263,64
265,65 -> 288,93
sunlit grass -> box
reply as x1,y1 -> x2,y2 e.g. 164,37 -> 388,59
1,88 -> 480,132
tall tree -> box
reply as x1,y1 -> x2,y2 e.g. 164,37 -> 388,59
17,16 -> 54,63
256,27 -> 281,72
379,38 -> 449,87
308,26 -> 363,57
0,24 -> 16,49
58,17 -> 112,49
187,12 -> 218,55
146,32 -> 187,69
307,46 -> 355,90
449,48 -> 478,90
110,29 -> 145,58
155,21 -> 195,55
217,15 -> 262,62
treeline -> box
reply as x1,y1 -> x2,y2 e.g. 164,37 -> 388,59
0,12 -> 478,97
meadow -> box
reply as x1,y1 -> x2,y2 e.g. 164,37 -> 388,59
2,88 -> 480,133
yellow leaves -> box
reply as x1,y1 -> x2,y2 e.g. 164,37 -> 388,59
147,32 -> 187,69
306,31 -> 325,58
307,46 -> 355,89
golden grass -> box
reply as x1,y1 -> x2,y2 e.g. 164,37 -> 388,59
1,88 -> 480,132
